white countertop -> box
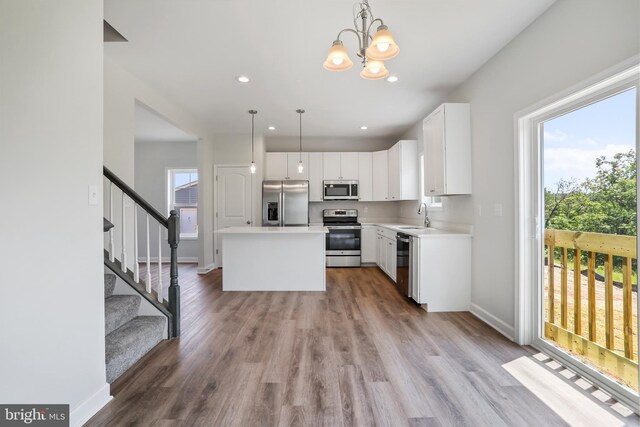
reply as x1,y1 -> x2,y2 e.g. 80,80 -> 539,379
218,226 -> 328,234
362,223 -> 472,238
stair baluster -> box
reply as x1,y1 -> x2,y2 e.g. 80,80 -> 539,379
108,182 -> 115,262
133,204 -> 139,282
158,223 -> 163,302
145,214 -> 152,293
121,191 -> 127,273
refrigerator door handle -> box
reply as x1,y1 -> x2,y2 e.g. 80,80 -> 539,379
280,191 -> 285,227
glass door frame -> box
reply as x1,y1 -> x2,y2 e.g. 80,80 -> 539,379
515,61 -> 640,412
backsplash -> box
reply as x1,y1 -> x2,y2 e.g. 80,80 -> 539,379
309,201 -> 399,223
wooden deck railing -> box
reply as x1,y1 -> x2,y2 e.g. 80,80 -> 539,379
545,229 -> 637,390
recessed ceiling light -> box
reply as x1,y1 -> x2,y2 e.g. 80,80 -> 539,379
360,126 -> 368,130
387,75 -> 399,83
268,126 -> 276,130
236,75 -> 250,83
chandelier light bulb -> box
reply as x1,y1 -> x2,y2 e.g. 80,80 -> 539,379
360,60 -> 389,80
250,162 -> 257,174
297,161 -> 304,174
376,42 -> 390,52
366,25 -> 400,61
323,40 -> 353,72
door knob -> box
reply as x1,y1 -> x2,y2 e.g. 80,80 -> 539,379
246,221 -> 251,224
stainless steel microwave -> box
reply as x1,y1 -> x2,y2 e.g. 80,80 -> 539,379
323,180 -> 359,200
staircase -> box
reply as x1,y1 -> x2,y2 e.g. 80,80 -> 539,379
102,166 -> 181,383
104,273 -> 165,382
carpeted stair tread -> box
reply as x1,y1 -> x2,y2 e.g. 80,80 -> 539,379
105,316 -> 165,383
104,273 -> 116,298
105,295 -> 140,335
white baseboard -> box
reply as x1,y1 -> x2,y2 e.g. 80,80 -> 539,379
470,302 -> 515,341
197,263 -> 215,274
70,382 -> 111,427
137,257 -> 199,263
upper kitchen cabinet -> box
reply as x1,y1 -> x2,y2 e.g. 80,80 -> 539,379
388,140 -> 418,200
265,152 -> 309,180
423,103 -> 471,196
358,152 -> 373,201
323,152 -> 359,180
264,152 -> 287,180
308,153 -> 323,202
372,150 -> 389,201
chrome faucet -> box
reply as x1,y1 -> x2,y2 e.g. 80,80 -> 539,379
418,202 -> 431,227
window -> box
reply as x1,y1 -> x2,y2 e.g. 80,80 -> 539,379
419,154 -> 443,209
168,168 -> 198,239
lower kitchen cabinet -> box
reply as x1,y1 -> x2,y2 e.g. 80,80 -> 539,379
375,227 -> 396,281
360,225 -> 377,263
412,236 -> 471,311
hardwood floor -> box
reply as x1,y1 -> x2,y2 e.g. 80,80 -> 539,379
86,266 -> 636,426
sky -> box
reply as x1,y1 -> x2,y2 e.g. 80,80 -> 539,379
543,88 -> 637,189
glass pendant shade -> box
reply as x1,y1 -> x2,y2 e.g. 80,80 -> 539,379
360,60 -> 389,80
250,161 -> 256,174
323,41 -> 353,71
366,26 -> 400,61
297,161 -> 304,174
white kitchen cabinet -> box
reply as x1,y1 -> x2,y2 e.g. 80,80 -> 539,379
372,150 -> 389,201
340,152 -> 359,180
358,152 -> 373,201
264,152 -> 309,180
323,152 -> 341,180
375,227 -> 396,282
361,225 -> 377,263
388,140 -> 418,200
323,152 -> 358,180
413,235 -> 471,311
264,152 -> 287,180
308,153 -> 323,202
423,103 -> 471,196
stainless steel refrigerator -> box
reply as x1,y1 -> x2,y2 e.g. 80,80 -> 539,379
262,180 -> 309,226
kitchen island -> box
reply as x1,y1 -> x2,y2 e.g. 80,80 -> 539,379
217,226 -> 328,291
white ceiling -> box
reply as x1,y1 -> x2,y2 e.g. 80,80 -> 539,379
106,0 -> 555,140
135,102 -> 197,143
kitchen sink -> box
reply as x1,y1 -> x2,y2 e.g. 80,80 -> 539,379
399,226 -> 427,230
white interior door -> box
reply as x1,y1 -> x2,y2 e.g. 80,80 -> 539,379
216,166 -> 252,266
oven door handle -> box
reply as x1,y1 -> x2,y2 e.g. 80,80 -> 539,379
326,226 -> 361,230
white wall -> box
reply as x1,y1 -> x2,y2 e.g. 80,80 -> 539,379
104,57 -> 214,271
401,0 -> 640,337
135,141 -> 199,260
0,1 -> 110,424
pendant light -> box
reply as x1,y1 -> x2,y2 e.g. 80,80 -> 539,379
248,110 -> 257,174
296,109 -> 305,174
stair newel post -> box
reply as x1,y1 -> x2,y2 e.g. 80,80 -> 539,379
168,209 -> 180,338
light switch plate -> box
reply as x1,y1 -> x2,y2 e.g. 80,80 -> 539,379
494,203 -> 503,217
88,185 -> 99,206
476,204 -> 482,217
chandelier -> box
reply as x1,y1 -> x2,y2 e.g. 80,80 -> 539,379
323,0 -> 399,80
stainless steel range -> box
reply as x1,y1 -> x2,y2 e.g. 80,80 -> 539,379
323,209 -> 361,267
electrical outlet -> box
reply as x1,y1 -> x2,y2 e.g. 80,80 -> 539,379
476,204 -> 482,217
494,203 -> 503,217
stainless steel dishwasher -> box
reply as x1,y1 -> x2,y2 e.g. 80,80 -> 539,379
396,233 -> 412,298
